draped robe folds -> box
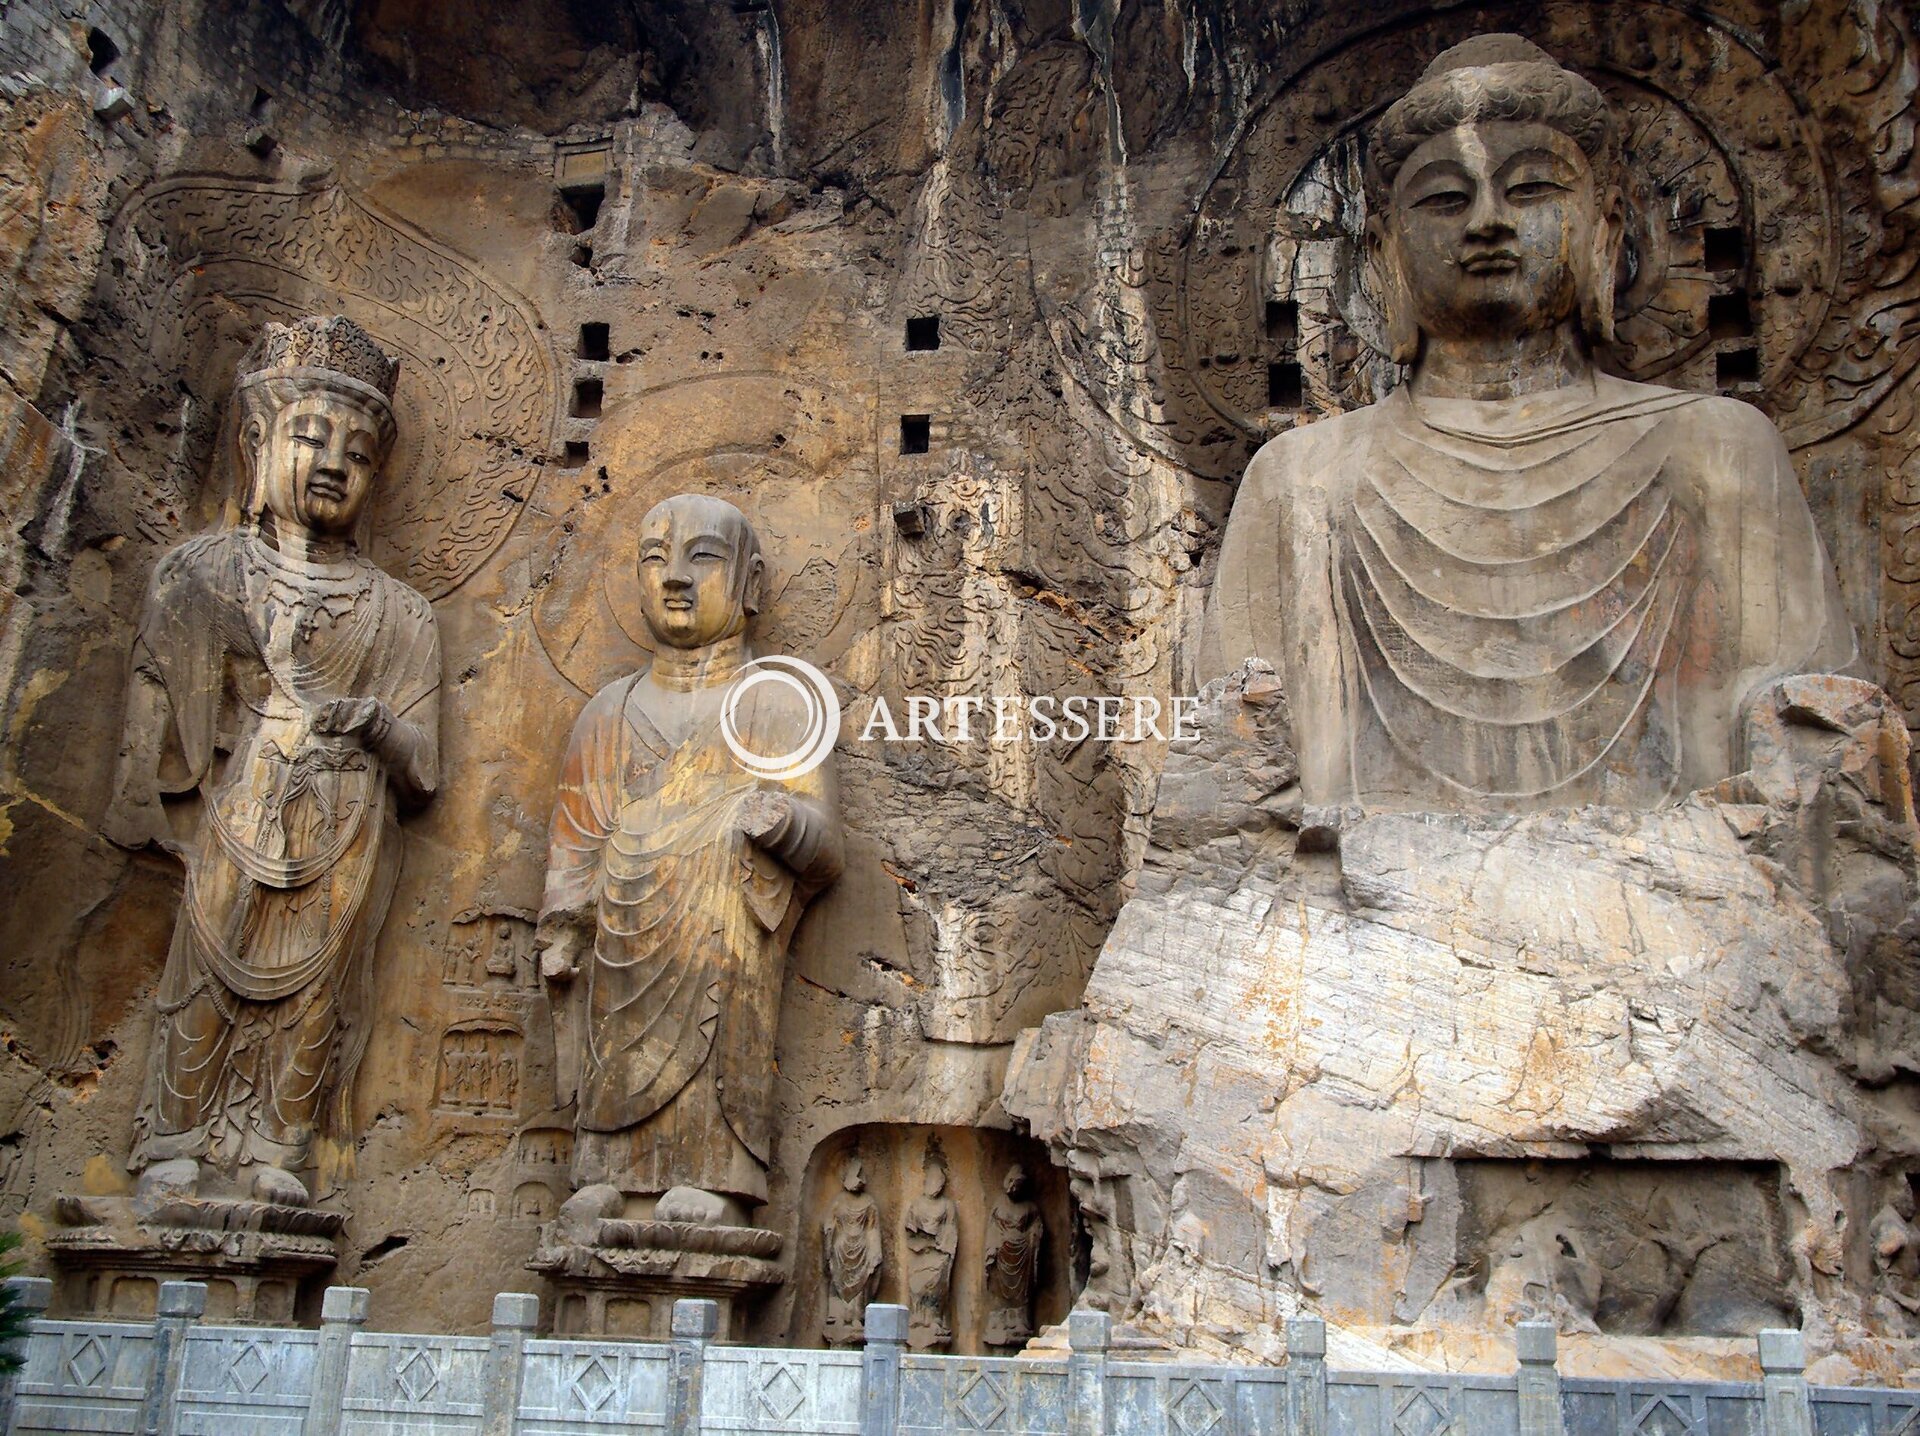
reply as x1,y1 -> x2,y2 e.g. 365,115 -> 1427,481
983,1195 -> 1042,1345
904,1191 -> 958,1346
540,668 -> 841,1205
114,531 -> 440,1182
821,1189 -> 883,1346
1201,375 -> 1858,810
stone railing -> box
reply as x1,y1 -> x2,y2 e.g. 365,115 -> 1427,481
2,1275 -> 1916,1435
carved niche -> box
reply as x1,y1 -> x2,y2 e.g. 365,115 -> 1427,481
434,1020 -> 522,1122
441,910 -> 538,991
790,1124 -> 1071,1355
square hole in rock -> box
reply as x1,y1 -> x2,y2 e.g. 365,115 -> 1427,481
1717,347 -> 1760,386
557,184 -> 604,235
1704,227 -> 1745,273
1265,300 -> 1299,345
900,415 -> 931,454
906,315 -> 941,351
579,323 -> 611,361
572,379 -> 604,419
561,442 -> 589,469
1707,293 -> 1752,340
1268,361 -> 1304,408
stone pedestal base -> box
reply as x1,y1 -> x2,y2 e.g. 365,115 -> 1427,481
47,1194 -> 342,1324
529,1216 -> 783,1340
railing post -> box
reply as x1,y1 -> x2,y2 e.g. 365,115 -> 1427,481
1284,1315 -> 1326,1436
139,1279 -> 205,1436
1516,1321 -> 1563,1436
301,1286 -> 369,1436
667,1297 -> 718,1436
861,1302 -> 906,1436
1758,1329 -> 1814,1436
481,1291 -> 538,1436
0,1276 -> 52,1435
1067,1308 -> 1110,1436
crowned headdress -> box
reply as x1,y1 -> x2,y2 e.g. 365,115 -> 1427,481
235,315 -> 399,416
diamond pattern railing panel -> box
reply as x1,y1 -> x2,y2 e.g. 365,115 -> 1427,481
8,1321 -> 154,1435
899,1354 -> 1069,1436
1810,1388 -> 1920,1435
12,1307 -> 1920,1436
1326,1371 -> 1524,1436
340,1331 -> 488,1435
702,1345 -> 863,1435
517,1338 -> 671,1435
174,1325 -> 321,1435
1559,1377 -> 1767,1436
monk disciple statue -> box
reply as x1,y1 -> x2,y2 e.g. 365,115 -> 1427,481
1201,33 -> 1856,811
821,1154 -> 883,1348
903,1144 -> 958,1350
104,316 -> 440,1206
537,494 -> 842,1222
982,1163 -> 1042,1349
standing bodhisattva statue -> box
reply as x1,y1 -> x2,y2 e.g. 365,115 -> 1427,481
537,494 -> 843,1223
106,316 -> 440,1207
1201,34 -> 1857,811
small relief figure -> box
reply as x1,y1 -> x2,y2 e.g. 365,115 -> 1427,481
105,316 -> 439,1207
485,917 -> 518,981
1068,1154 -> 1134,1315
441,1041 -> 468,1106
515,1182 -> 554,1221
536,494 -> 843,1222
491,1048 -> 519,1111
903,1146 -> 959,1351
983,1163 -> 1043,1349
822,1155 -> 884,1348
442,931 -> 481,987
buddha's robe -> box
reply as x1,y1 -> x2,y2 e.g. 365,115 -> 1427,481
904,1187 -> 958,1347
821,1188 -> 882,1346
113,529 -> 440,1178
983,1193 -> 1042,1345
1202,375 -> 1857,810
541,668 -> 840,1204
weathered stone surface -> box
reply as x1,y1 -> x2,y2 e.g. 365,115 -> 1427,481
1,0 -> 1919,1373
1007,661 -> 1920,1375
46,1192 -> 340,1322
1009,31 -> 1920,1382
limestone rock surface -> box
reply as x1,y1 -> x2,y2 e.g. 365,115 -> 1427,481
1006,667 -> 1920,1378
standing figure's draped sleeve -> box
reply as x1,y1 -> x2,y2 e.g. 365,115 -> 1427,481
368,582 -> 443,806
540,677 -> 636,935
105,536 -> 234,849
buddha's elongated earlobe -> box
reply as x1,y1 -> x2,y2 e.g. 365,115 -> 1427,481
1583,190 -> 1624,344
1368,223 -> 1421,365
740,549 -> 769,617
237,412 -> 269,514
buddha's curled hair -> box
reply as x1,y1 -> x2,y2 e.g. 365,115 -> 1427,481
1366,34 -> 1620,209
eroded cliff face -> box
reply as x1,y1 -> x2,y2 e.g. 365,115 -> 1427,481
1,0 -> 1918,1358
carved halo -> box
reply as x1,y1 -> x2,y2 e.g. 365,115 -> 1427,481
102,177 -> 557,599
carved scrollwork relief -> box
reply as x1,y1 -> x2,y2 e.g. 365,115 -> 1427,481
102,176 -> 557,599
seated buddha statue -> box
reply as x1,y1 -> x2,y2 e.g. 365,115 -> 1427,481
1201,33 -> 1857,812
